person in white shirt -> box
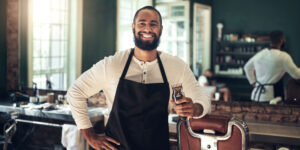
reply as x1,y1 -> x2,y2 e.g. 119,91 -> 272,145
67,6 -> 210,150
244,30 -> 300,103
198,69 -> 231,102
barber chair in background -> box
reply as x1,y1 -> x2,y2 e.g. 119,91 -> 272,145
177,115 -> 248,150
286,78 -> 300,105
0,112 -> 17,150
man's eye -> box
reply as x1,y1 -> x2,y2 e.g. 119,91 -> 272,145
150,24 -> 158,27
139,23 -> 145,26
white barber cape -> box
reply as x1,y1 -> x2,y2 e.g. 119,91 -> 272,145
244,48 -> 300,102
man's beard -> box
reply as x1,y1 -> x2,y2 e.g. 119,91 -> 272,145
133,29 -> 161,51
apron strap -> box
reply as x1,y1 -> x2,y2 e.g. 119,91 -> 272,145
156,52 -> 168,83
253,82 -> 272,102
121,48 -> 168,83
253,71 -> 274,101
121,48 -> 135,79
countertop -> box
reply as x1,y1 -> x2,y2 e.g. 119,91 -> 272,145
0,99 -> 106,123
2,99 -> 299,146
247,121 -> 300,146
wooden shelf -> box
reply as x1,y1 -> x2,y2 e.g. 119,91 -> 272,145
216,40 -> 270,45
214,74 -> 246,79
216,63 -> 244,67
217,52 -> 255,56
213,38 -> 270,102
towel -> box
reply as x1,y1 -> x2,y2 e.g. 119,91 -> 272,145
61,124 -> 89,150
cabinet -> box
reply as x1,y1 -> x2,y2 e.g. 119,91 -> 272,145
213,40 -> 270,78
212,40 -> 270,101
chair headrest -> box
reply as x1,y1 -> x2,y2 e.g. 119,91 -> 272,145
189,115 -> 230,134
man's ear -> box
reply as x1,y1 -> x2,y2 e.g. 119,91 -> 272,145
159,25 -> 163,36
132,23 -> 135,31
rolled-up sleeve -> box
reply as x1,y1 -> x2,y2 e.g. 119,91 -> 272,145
283,53 -> 300,79
182,64 -> 211,118
67,59 -> 108,129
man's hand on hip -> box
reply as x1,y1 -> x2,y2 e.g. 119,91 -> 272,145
80,127 -> 120,150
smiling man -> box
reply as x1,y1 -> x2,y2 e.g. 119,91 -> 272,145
67,6 -> 210,150
133,8 -> 161,51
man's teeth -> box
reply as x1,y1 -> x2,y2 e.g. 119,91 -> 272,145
143,34 -> 153,38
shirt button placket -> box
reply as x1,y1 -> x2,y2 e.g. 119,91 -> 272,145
142,62 -> 146,83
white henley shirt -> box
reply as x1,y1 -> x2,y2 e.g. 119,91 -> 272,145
67,49 -> 211,129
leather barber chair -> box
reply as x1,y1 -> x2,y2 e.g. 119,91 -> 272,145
177,115 -> 248,150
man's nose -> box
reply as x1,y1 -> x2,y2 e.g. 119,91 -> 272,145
143,24 -> 152,32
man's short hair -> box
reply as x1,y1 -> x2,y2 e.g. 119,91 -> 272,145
133,6 -> 162,25
270,30 -> 284,45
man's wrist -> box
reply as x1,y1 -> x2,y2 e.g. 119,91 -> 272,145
80,127 -> 97,140
193,103 -> 203,117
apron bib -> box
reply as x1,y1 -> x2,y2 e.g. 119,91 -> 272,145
105,49 -> 170,150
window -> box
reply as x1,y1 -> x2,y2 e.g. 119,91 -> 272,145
193,3 -> 212,76
116,0 -> 152,51
28,0 -> 82,90
156,2 -> 190,64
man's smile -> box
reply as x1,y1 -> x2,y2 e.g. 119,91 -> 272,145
139,33 -> 155,40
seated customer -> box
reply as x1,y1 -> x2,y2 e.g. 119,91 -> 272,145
198,69 -> 232,102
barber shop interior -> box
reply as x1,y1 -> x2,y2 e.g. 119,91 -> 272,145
1,0 -> 300,150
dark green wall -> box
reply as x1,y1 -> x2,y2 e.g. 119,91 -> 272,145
81,0 -> 117,72
212,0 -> 300,66
0,0 -> 7,97
19,0 -> 28,87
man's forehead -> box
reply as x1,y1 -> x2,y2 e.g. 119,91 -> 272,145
136,9 -> 160,22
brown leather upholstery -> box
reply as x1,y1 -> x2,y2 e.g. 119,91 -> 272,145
180,122 -> 201,150
189,115 -> 230,134
218,126 -> 242,150
178,115 -> 247,150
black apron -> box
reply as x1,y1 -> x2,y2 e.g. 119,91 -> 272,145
253,72 -> 284,102
105,49 -> 170,150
